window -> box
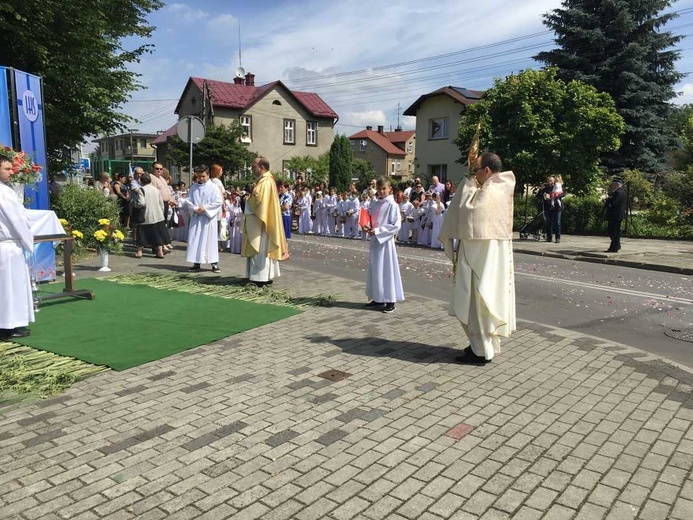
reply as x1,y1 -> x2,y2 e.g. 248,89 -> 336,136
307,121 -> 318,146
391,160 -> 401,174
284,119 -> 295,145
428,164 -> 448,182
408,162 -> 414,173
429,117 -> 449,140
391,161 -> 395,174
240,115 -> 252,142
140,139 -> 147,148
359,140 -> 367,152
115,140 -> 120,150
350,140 -> 356,151
273,100 -> 282,106
407,141 -> 413,153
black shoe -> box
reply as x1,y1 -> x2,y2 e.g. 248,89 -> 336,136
382,303 -> 396,314
454,346 -> 491,365
604,249 -> 618,253
0,327 -> 31,340
365,300 -> 383,308
555,239 -> 560,243
211,264 -> 220,273
188,264 -> 201,272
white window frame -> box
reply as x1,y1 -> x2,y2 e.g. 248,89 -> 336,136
429,117 -> 449,140
359,140 -> 367,152
240,115 -> 252,142
306,121 -> 318,146
407,141 -> 413,153
284,119 -> 295,145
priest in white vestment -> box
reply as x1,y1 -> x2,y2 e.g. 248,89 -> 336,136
241,156 -> 289,285
0,154 -> 35,339
183,165 -> 222,272
438,152 -> 516,364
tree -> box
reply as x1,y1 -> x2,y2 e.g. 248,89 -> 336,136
456,68 -> 624,194
352,158 -> 376,186
329,135 -> 352,192
284,153 -> 329,185
535,0 -> 683,173
167,122 -> 256,180
0,0 -> 163,170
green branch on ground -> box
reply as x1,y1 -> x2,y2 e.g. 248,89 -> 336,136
106,273 -> 335,307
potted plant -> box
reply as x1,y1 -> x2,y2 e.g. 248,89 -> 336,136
1,145 -> 43,204
92,219 -> 125,272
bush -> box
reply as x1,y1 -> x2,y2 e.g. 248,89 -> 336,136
51,184 -> 122,249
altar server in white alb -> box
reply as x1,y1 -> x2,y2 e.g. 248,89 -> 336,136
439,151 -> 516,364
364,177 -> 404,314
0,154 -> 34,339
183,164 -> 223,272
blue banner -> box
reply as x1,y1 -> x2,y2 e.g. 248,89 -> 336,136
0,67 -> 11,148
14,69 -> 48,210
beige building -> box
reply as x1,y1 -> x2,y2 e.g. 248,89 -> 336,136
92,132 -> 158,162
155,73 -> 338,179
348,126 -> 415,180
403,86 -> 483,184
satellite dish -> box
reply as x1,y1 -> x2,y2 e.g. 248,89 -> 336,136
235,67 -> 246,78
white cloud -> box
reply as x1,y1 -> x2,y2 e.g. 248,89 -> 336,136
165,3 -> 209,22
673,83 -> 693,105
341,110 -> 388,130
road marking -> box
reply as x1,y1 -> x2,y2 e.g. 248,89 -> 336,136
288,236 -> 693,306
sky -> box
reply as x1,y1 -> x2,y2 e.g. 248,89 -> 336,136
104,0 -> 693,150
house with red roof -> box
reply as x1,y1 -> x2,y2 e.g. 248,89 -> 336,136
403,86 -> 483,184
155,72 -> 338,180
348,125 -> 415,180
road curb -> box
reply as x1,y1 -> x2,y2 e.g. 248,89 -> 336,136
513,247 -> 693,275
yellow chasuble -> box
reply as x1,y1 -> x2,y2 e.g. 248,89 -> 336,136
241,171 -> 288,261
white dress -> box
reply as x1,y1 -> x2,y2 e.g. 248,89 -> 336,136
366,195 -> 404,304
230,205 -> 243,254
183,181 -> 222,265
0,182 -> 35,329
298,195 -> 312,234
398,202 -> 414,242
430,203 -> 445,249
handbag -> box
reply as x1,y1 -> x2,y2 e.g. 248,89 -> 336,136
168,209 -> 179,228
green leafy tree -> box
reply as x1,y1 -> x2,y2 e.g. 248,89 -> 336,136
167,122 -> 256,180
456,68 -> 624,194
352,158 -> 376,186
329,135 -> 352,192
535,0 -> 683,172
0,0 -> 163,170
284,154 -> 329,185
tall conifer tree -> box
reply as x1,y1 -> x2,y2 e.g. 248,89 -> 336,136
535,0 -> 683,172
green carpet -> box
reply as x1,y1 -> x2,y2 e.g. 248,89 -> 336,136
12,278 -> 300,371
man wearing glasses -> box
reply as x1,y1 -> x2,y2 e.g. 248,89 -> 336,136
439,152 -> 516,365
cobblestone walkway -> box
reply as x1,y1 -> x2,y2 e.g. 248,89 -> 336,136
1,259 -> 692,520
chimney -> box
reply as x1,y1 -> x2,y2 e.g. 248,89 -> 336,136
233,76 -> 244,85
245,72 -> 255,86
377,125 -> 384,134
366,125 -> 373,131
395,127 -> 402,132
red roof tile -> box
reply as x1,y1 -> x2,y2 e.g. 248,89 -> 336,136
151,123 -> 177,145
178,77 -> 338,119
382,130 -> 414,144
349,130 -> 407,156
403,86 -> 484,116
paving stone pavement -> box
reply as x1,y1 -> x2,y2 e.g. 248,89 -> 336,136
1,251 -> 693,520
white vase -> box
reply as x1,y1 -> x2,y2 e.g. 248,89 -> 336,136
11,183 -> 25,204
98,249 -> 112,272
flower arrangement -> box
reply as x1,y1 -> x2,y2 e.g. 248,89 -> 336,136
1,146 -> 43,185
92,218 -> 125,253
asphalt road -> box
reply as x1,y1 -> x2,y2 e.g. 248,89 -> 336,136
285,234 -> 693,368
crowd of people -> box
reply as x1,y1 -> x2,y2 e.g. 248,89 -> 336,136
270,175 -> 457,249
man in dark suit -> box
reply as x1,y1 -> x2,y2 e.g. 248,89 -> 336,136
604,176 -> 627,252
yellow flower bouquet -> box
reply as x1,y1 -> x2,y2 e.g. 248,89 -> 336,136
92,218 -> 125,253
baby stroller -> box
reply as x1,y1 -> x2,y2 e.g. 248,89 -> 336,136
519,211 -> 546,241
